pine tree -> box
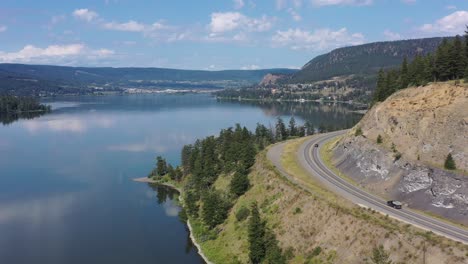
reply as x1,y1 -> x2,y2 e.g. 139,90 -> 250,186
181,145 -> 193,176
450,35 -> 465,79
444,153 -> 457,170
156,156 -> 167,177
202,190 -> 229,228
275,117 -> 287,141
465,26 -> 468,68
374,69 -> 386,102
230,170 -> 250,196
174,167 -> 183,181
464,66 -> 468,83
400,57 -> 409,88
249,203 -> 266,263
264,229 -> 286,264
436,39 -> 451,81
298,126 -> 306,137
167,164 -> 175,180
304,121 -> 314,135
185,190 -> 199,218
288,117 -> 297,137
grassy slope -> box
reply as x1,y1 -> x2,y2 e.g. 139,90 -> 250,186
177,137 -> 468,264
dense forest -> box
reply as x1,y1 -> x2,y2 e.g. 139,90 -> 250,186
290,36 -> 448,83
0,95 -> 51,114
0,95 -> 51,125
373,31 -> 468,103
149,119 -> 317,263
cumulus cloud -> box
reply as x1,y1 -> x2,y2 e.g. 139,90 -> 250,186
383,30 -> 402,41
72,8 -> 98,22
0,44 -> 85,62
0,25 -> 7,32
0,44 -> 114,64
419,11 -> 468,34
272,27 -> 365,50
311,0 -> 373,6
209,12 -> 274,34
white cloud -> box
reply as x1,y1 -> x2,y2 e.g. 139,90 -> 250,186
446,5 -> 457,10
419,11 -> 468,34
72,9 -> 98,22
0,25 -> 6,32
0,44 -> 114,64
287,8 -> 302,21
103,20 -> 146,32
209,12 -> 274,34
233,0 -> 245,9
209,12 -> 245,33
311,0 -> 373,6
272,27 -> 365,50
0,44 -> 85,62
401,0 -> 416,4
383,30 -> 402,41
241,64 -> 261,70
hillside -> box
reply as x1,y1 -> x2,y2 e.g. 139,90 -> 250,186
0,63 -> 297,96
192,141 -> 468,263
332,83 -> 468,223
289,37 -> 448,84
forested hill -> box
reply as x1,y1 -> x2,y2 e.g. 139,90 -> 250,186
0,63 -> 297,96
289,37 -> 450,83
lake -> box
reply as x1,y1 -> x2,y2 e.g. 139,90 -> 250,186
0,93 -> 362,264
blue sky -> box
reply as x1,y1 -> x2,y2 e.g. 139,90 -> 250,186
0,0 -> 467,70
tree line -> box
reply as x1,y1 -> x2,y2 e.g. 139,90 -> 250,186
148,118 -> 320,263
373,29 -> 468,103
0,95 -> 51,114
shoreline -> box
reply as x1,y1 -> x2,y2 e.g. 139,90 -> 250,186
132,177 -> 213,264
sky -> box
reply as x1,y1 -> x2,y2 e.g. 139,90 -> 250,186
0,0 -> 467,70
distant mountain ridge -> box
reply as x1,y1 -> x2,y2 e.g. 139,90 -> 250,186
289,37 -> 451,83
0,63 -> 297,96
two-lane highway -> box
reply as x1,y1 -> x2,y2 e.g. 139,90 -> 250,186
269,131 -> 468,244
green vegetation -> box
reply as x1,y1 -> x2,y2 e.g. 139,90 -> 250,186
355,127 -> 363,136
0,95 -> 51,125
0,95 -> 50,114
376,134 -> 383,144
248,203 -> 285,264
148,119 -> 312,262
0,63 -> 297,96
235,206 -> 250,222
444,153 -> 457,170
369,245 -> 392,264
291,37 -> 447,84
373,30 -> 468,103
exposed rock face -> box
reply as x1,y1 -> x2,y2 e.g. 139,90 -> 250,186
259,73 -> 285,86
333,83 -> 468,224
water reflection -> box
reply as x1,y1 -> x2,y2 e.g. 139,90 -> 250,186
0,112 -> 47,125
22,115 -> 115,134
0,93 -> 359,264
218,99 -> 363,130
0,191 -> 82,225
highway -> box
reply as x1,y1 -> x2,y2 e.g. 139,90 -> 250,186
268,131 -> 468,245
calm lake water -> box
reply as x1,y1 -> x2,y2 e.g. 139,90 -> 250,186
0,93 -> 361,264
